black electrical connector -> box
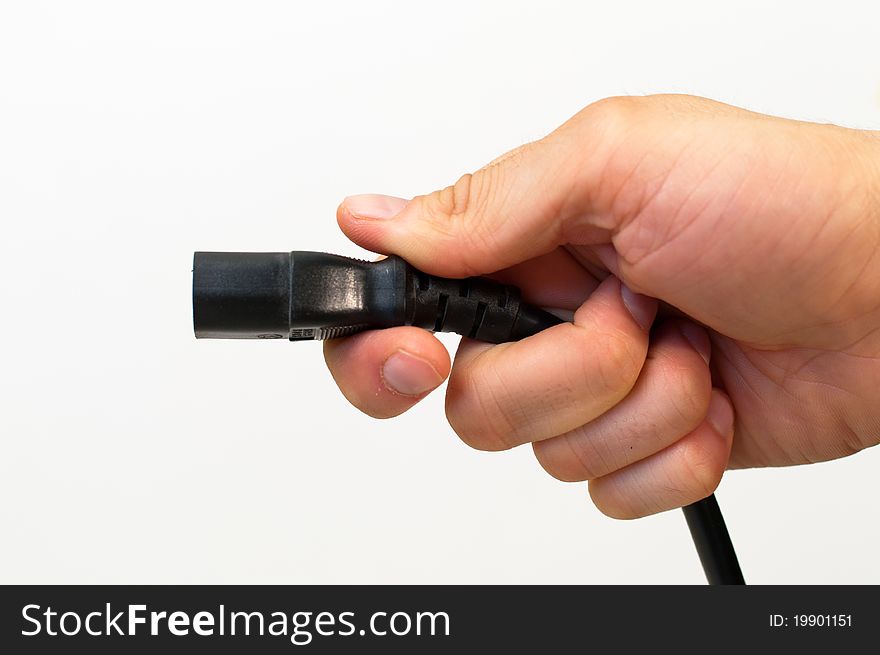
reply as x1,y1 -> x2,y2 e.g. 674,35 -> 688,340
193,251 -> 561,343
193,250 -> 744,585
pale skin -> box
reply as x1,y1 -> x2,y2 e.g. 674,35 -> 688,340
323,94 -> 880,519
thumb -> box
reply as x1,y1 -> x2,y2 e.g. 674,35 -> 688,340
337,126 -> 605,277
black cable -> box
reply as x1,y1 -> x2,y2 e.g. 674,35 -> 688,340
682,495 -> 745,584
193,250 -> 746,585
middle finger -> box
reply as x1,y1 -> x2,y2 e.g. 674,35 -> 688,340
444,276 -> 656,451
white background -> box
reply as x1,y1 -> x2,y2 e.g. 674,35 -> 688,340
1,0 -> 878,584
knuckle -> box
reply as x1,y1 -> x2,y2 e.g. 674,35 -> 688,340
571,440 -> 613,482
450,172 -> 475,216
445,363 -> 517,452
553,429 -> 608,481
588,328 -> 643,401
414,171 -> 497,276
659,361 -> 712,434
588,481 -> 638,520
422,173 -> 474,220
679,438 -> 725,500
577,95 -> 642,138
532,439 -> 586,483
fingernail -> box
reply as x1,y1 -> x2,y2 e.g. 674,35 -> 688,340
706,392 -> 734,437
678,321 -> 710,364
620,282 -> 656,331
381,350 -> 443,396
343,194 -> 409,220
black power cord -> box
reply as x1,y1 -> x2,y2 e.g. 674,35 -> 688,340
683,496 -> 744,584
193,250 -> 745,585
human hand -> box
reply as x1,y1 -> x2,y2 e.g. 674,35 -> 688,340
324,94 -> 880,518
